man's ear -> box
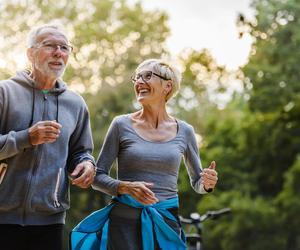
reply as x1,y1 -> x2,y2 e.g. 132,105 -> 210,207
27,48 -> 34,62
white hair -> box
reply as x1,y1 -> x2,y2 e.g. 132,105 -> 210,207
27,23 -> 68,48
135,59 -> 182,102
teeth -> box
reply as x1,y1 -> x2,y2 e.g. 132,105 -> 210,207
139,89 -> 148,93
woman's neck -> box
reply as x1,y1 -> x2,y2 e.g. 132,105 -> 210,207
136,103 -> 172,129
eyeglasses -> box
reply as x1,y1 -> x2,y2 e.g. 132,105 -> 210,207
33,41 -> 73,54
131,70 -> 170,84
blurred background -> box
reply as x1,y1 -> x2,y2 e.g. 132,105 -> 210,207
0,0 -> 299,249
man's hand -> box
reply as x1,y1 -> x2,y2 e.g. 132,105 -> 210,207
70,161 -> 95,188
117,181 -> 159,205
200,161 -> 218,190
28,120 -> 62,145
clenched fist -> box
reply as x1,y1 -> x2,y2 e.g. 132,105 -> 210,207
28,120 -> 62,145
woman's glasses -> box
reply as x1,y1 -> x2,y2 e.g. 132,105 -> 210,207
131,71 -> 169,84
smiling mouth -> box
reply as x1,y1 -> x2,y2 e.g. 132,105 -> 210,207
49,61 -> 63,66
48,62 -> 64,70
137,89 -> 150,97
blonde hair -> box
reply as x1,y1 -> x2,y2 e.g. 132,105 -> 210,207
135,59 -> 182,102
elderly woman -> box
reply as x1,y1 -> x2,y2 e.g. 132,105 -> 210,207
71,59 -> 218,250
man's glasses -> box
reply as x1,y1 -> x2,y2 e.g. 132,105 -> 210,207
131,70 -> 170,84
34,41 -> 73,54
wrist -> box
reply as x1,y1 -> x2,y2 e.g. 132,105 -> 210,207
84,161 -> 96,176
117,181 -> 130,195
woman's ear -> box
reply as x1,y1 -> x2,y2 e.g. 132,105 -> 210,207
165,80 -> 173,95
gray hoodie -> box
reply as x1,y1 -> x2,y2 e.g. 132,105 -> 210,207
0,70 -> 94,225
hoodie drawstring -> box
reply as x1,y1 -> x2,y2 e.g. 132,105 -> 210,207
29,87 -> 59,126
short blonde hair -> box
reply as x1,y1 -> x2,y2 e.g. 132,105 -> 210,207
135,59 -> 182,102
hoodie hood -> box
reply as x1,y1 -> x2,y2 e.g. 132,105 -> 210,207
10,70 -> 67,126
12,70 -> 67,95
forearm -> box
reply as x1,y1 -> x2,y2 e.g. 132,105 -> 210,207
92,173 -> 121,196
0,129 -> 32,161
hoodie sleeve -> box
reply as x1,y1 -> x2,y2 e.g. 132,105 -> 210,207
0,86 -> 32,161
66,101 -> 95,172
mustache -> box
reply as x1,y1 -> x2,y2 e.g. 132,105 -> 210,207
47,59 -> 65,66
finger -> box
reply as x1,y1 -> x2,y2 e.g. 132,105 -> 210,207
43,132 -> 60,138
43,120 -> 62,129
43,127 -> 61,134
142,182 -> 154,188
140,187 -> 158,202
202,179 -> 217,185
202,178 -> 217,187
71,164 -> 84,178
137,196 -> 157,205
202,172 -> 218,181
203,168 -> 217,176
209,161 -> 216,170
72,174 -> 86,185
132,189 -> 158,204
72,166 -> 94,185
140,189 -> 158,202
43,135 -> 59,142
141,182 -> 156,194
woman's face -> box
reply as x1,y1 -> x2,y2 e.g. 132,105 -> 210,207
132,65 -> 170,105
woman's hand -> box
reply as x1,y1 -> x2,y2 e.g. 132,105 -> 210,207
201,161 -> 218,191
117,181 -> 159,205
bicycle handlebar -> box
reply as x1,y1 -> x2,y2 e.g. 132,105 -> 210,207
180,207 -> 231,224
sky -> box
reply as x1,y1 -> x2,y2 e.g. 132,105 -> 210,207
130,0 -> 255,70
0,0 -> 255,72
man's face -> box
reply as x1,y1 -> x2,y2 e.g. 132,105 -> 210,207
28,29 -> 70,80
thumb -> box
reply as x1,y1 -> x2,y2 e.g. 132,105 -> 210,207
143,182 -> 154,187
71,164 -> 84,177
209,161 -> 216,170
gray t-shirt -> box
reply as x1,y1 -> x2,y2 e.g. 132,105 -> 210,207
92,114 -> 207,201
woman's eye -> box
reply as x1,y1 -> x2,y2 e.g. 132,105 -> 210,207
145,73 -> 152,80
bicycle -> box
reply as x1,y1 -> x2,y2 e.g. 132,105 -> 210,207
179,208 -> 231,250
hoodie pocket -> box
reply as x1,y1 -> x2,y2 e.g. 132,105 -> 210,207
53,168 -> 62,208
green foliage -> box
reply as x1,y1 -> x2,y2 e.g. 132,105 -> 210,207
275,156 -> 300,249
1,0 -> 299,249
198,192 -> 284,250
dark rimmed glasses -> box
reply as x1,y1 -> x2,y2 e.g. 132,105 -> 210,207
33,41 -> 73,54
131,70 -> 170,84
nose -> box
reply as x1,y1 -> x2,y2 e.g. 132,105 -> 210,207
52,46 -> 64,57
135,79 -> 146,85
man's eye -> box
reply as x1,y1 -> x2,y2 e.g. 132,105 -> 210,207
60,45 -> 69,51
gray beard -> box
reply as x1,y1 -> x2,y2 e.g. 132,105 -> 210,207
35,62 -> 66,79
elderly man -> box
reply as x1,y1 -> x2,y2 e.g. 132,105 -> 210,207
0,24 -> 95,250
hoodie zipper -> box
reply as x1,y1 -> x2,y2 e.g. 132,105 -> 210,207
21,92 -> 48,224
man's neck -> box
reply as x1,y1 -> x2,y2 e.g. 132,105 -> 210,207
30,71 -> 57,90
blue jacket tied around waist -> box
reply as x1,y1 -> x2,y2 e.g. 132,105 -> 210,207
70,195 -> 186,250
